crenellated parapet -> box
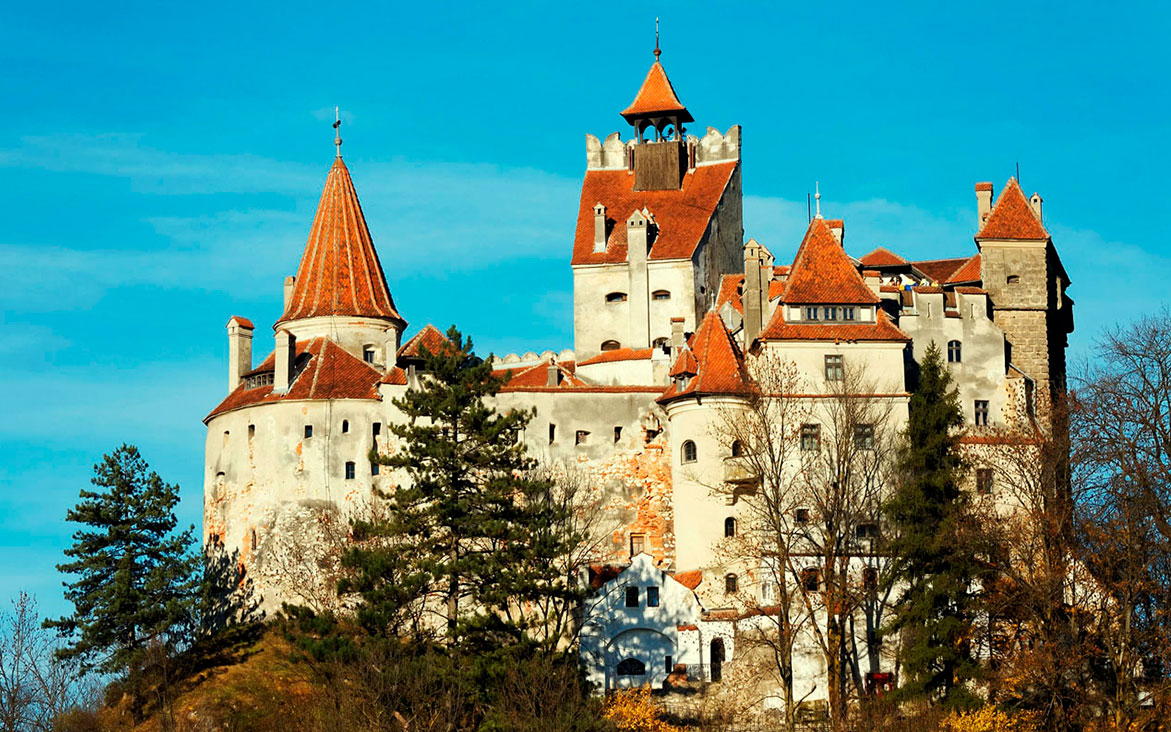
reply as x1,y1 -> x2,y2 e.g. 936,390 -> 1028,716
586,125 -> 741,172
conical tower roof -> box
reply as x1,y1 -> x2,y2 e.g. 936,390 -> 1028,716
621,61 -> 693,124
280,158 -> 405,325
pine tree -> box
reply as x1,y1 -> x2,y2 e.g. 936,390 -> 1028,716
884,342 -> 985,707
45,445 -> 198,675
355,326 -> 584,652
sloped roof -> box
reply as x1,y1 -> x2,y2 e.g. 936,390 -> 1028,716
658,311 -> 751,404
571,162 -> 738,265
716,272 -> 786,314
621,61 -> 693,123
977,178 -> 1049,241
397,324 -> 453,361
783,218 -> 879,305
672,570 -> 703,590
760,307 -> 910,343
492,360 -> 586,389
668,347 -> 698,377
913,257 -> 970,283
859,247 -> 908,267
577,347 -> 655,366
280,158 -> 405,325
946,254 -> 982,284
206,338 -> 382,421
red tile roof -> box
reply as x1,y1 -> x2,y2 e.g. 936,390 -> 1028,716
621,61 -> 693,122
280,159 -> 405,325
577,347 -> 655,366
227,316 -> 254,329
381,366 -> 408,385
659,311 -> 751,404
783,218 -> 879,305
976,177 -> 1049,241
716,274 -> 786,314
760,308 -> 910,343
571,162 -> 738,265
912,257 -> 969,283
206,337 -> 382,421
668,347 -> 698,377
397,324 -> 453,361
588,564 -> 625,590
859,247 -> 908,267
954,285 -> 988,295
946,254 -> 982,283
672,570 -> 703,590
492,360 -> 586,389
975,182 -> 994,192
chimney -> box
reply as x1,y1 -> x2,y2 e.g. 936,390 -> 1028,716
383,328 -> 398,372
626,209 -> 650,263
975,183 -> 994,230
743,240 -> 764,346
283,276 -> 296,311
1029,192 -> 1043,221
546,360 -> 560,387
226,316 -> 254,392
593,203 -> 607,252
827,219 -> 844,244
274,329 -> 295,393
670,317 -> 686,359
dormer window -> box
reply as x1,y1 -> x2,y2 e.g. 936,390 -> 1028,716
824,307 -> 838,321
363,346 -> 376,364
606,292 -> 628,303
843,307 -> 856,321
805,307 -> 819,321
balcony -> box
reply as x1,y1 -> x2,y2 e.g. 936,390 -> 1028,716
723,456 -> 757,485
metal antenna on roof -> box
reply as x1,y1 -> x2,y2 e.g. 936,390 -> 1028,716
1015,161 -> 1020,185
807,192 -> 812,223
654,17 -> 661,60
333,107 -> 343,158
814,182 -> 823,219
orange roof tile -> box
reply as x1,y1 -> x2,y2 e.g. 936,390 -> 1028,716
659,311 -> 751,404
976,178 -> 1049,240
946,254 -> 982,283
621,61 -> 693,122
227,316 -> 254,329
975,182 -> 994,192
783,218 -> 879,305
716,273 -> 786,314
577,347 -> 655,366
859,247 -> 908,267
206,338 -> 382,421
760,308 -> 910,343
381,366 -> 408,385
280,158 -> 405,325
397,324 -> 453,361
492,360 -> 586,389
668,347 -> 698,377
954,285 -> 987,294
912,257 -> 969,283
672,570 -> 703,590
571,162 -> 738,265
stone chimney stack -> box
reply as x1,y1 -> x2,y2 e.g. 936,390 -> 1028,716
626,208 -> 652,348
274,329 -> 295,393
283,276 -> 296,311
546,359 -> 560,387
383,328 -> 398,372
226,316 -> 254,392
975,183 -> 994,229
1029,192 -> 1043,221
743,240 -> 764,346
670,317 -> 686,359
593,203 -> 607,252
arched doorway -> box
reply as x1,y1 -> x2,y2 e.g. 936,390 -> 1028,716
710,637 -> 725,682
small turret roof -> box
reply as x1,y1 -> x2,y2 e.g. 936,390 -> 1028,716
621,61 -> 693,124
976,177 -> 1049,241
659,311 -> 751,404
783,218 -> 879,305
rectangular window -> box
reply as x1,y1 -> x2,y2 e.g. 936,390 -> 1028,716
824,307 -> 838,321
575,430 -> 589,445
854,424 -> 875,450
825,355 -> 844,381
843,307 -> 856,321
796,508 -> 810,525
344,462 -> 355,480
801,424 -> 821,451
625,587 -> 639,608
974,400 -> 990,427
372,422 -> 381,437
665,655 -> 673,674
856,523 -> 879,540
371,462 -> 380,476
647,586 -> 659,607
805,306 -> 819,321
801,568 -> 820,592
363,348 -> 375,363
304,425 -> 313,439
548,423 -> 556,444
614,426 -> 622,443
630,534 -> 645,558
976,468 -> 993,495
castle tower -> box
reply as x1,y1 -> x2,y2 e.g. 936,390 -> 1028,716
572,48 -> 744,360
974,178 -> 1073,416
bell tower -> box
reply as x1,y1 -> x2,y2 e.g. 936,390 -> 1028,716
621,41 -> 694,192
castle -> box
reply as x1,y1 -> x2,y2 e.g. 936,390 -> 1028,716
203,49 -> 1072,706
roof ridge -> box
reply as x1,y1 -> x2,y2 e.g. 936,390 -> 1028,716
976,177 -> 1049,241
621,61 -> 693,122
783,218 -> 879,305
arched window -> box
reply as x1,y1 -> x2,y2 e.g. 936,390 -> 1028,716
724,517 -> 737,537
725,573 -> 738,594
947,340 -> 962,363
652,337 -> 668,351
605,292 -> 628,303
617,657 -> 646,676
682,440 -> 697,464
600,340 -> 621,351
363,346 -> 376,363
731,440 -> 744,457
652,289 -> 671,301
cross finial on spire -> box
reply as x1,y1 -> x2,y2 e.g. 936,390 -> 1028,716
814,181 -> 823,219
654,17 -> 661,60
333,106 -> 343,158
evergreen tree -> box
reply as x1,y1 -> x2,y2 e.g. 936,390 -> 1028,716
354,326 -> 584,652
46,445 -> 198,675
884,343 -> 985,707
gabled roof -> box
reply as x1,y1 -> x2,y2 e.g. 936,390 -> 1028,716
912,257 -> 970,283
397,324 -> 453,362
859,247 -> 908,267
976,178 -> 1049,241
280,158 -> 405,325
760,307 -> 910,343
621,61 -> 693,123
668,347 -> 698,377
577,347 -> 655,366
716,269 -> 788,315
206,338 -> 382,421
571,162 -> 738,265
672,570 -> 703,590
492,360 -> 586,389
946,254 -> 982,284
658,311 -> 751,404
783,218 -> 879,305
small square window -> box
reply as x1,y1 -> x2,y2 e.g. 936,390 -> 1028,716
976,468 -> 993,495
974,400 -> 990,427
854,424 -> 875,450
824,307 -> 838,321
363,347 -> 376,363
825,355 -> 844,381
856,523 -> 879,540
304,425 -> 313,439
796,508 -> 810,525
630,534 -> 645,558
625,587 -> 639,607
576,430 -> 589,445
805,307 -> 819,321
801,424 -> 821,451
647,587 -> 659,607
843,307 -> 855,321
801,568 -> 820,592
371,462 -> 380,476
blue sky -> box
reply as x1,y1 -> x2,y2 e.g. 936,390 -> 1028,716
1,1 -> 1168,617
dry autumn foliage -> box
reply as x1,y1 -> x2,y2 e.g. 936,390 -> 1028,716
602,687 -> 686,732
939,706 -> 1041,732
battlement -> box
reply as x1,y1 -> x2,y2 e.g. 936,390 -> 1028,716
585,126 -> 741,172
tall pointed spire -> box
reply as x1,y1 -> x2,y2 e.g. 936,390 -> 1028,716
279,157 -> 405,325
621,24 -> 693,126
